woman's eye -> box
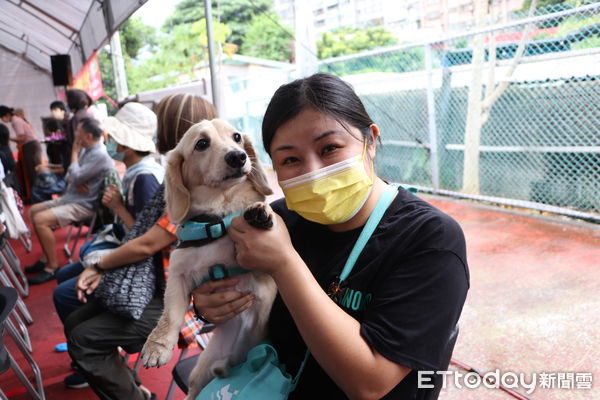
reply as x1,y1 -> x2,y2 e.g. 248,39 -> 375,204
232,133 -> 242,143
322,144 -> 339,154
195,138 -> 210,151
282,157 -> 298,165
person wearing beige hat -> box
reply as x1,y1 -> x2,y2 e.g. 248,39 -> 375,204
101,102 -> 164,230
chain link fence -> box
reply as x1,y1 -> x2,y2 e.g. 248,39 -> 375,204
316,2 -> 600,221
228,2 -> 599,221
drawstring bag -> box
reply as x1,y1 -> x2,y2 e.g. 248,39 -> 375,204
197,185 -> 398,400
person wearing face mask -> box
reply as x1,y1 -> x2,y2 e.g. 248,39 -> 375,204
101,102 -> 163,229
191,73 -> 469,399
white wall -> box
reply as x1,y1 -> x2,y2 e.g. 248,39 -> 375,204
0,48 -> 58,149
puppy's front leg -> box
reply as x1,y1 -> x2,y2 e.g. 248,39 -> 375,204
142,272 -> 190,367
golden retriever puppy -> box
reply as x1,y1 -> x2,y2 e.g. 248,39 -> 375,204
141,119 -> 277,399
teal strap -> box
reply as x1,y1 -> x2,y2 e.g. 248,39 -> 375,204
197,264 -> 249,286
339,185 -> 397,282
291,185 -> 397,390
177,211 -> 242,242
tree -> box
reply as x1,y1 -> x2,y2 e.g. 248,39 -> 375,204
240,13 -> 293,62
119,17 -> 157,59
163,0 -> 273,47
317,26 -> 397,59
125,18 -> 232,93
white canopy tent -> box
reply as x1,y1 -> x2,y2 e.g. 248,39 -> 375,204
0,0 -> 147,137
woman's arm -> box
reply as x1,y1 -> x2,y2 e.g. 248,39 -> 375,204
96,224 -> 176,270
228,215 -> 411,400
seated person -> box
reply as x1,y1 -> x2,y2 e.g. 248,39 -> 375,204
26,118 -> 114,284
0,124 -> 18,190
57,94 -> 217,396
54,102 -> 164,319
30,119 -> 70,203
101,102 -> 163,229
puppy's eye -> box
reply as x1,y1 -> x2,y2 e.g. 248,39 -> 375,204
195,138 -> 210,151
232,133 -> 242,143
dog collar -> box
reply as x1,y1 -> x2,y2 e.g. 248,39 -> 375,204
197,264 -> 250,286
177,211 -> 242,242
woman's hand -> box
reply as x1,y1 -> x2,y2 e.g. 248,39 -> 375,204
191,278 -> 254,325
101,184 -> 123,211
76,268 -> 103,303
228,213 -> 299,278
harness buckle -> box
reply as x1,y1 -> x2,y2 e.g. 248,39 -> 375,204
204,220 -> 227,239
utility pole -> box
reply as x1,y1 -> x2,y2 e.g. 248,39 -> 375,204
294,0 -> 318,77
110,31 -> 129,101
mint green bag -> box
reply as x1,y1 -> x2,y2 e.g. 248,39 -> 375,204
196,343 -> 303,400
196,185 -> 398,400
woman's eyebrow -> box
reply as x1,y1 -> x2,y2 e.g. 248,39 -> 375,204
314,130 -> 341,142
273,130 -> 342,153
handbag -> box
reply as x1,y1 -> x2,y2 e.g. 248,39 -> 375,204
94,185 -> 166,320
197,185 -> 398,400
79,223 -> 126,268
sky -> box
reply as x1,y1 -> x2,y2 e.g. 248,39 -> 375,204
132,0 -> 182,29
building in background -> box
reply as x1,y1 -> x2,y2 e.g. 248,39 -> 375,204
274,0 -> 526,42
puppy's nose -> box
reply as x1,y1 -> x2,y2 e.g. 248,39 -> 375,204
225,151 -> 247,168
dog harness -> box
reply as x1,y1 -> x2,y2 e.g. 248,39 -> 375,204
176,211 -> 250,284
177,211 -> 242,243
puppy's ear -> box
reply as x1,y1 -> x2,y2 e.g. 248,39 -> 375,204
243,134 -> 273,196
164,148 -> 191,223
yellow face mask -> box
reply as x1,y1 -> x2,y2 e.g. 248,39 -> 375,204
279,144 -> 373,225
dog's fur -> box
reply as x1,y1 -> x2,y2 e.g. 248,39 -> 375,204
141,119 -> 277,399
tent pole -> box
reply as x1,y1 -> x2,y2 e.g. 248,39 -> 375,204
204,0 -> 219,111
110,31 -> 129,102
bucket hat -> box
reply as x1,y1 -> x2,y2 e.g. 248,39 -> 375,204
102,102 -> 157,153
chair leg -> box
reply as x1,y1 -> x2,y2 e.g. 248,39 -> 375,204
0,255 -> 28,298
133,352 -> 144,373
166,348 -> 190,400
0,241 -> 28,297
63,224 -> 75,262
5,320 -> 45,400
69,224 -> 84,263
18,232 -> 32,253
85,213 -> 97,241
8,310 -> 32,353
0,270 -> 33,324
0,387 -> 9,400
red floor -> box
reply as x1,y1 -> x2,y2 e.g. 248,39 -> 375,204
1,190 -> 599,399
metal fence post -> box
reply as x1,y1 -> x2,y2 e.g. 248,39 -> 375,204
424,43 -> 440,193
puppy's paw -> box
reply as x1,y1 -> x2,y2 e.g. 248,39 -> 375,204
244,202 -> 274,229
141,340 -> 173,368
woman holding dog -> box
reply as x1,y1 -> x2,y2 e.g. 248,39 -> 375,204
193,73 -> 469,399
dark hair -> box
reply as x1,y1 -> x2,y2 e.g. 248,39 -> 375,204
0,105 -> 14,118
154,93 -> 218,154
50,101 -> 67,112
78,118 -> 103,139
66,89 -> 92,111
0,124 -> 9,146
45,118 -> 62,133
261,73 -> 374,154
134,150 -> 151,157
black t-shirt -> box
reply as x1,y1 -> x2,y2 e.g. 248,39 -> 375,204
268,186 -> 469,399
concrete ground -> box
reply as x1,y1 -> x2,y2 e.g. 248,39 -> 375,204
423,195 -> 599,399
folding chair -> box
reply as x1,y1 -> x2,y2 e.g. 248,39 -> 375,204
0,237 -> 28,297
0,287 -> 45,400
167,323 -> 215,399
63,212 -> 97,263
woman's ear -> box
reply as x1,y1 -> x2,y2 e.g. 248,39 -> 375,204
368,124 -> 380,159
243,134 -> 273,196
164,148 -> 191,223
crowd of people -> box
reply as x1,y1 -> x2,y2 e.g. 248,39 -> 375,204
1,73 -> 468,399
